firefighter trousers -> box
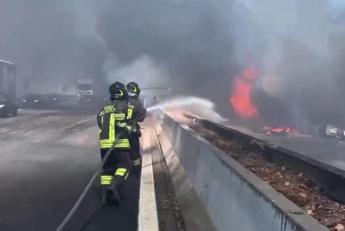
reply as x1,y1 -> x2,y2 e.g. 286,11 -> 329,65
100,149 -> 131,190
129,133 -> 141,173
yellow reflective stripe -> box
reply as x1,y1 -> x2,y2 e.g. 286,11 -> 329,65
99,145 -> 130,148
101,180 -> 112,185
117,122 -> 128,128
114,114 -> 126,120
99,139 -> 129,145
127,103 -> 135,119
99,139 -> 130,148
99,143 -> 130,149
132,159 -> 141,166
100,175 -> 113,185
99,116 -> 104,135
109,113 -> 115,141
101,182 -> 111,185
127,108 -> 133,119
101,175 -> 113,180
115,168 -> 128,177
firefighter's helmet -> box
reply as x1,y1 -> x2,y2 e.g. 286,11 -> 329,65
126,81 -> 141,97
109,81 -> 127,100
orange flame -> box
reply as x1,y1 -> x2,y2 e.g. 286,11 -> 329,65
230,65 -> 259,119
264,126 -> 299,136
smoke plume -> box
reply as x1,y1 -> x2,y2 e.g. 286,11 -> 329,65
240,0 -> 345,130
95,0 -> 237,113
1,0 -> 345,131
95,0 -> 345,130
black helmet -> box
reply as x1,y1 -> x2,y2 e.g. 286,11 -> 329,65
126,81 -> 141,97
109,81 -> 127,100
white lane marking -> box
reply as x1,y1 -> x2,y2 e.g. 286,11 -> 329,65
138,130 -> 159,231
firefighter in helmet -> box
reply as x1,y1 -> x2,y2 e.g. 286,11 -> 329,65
97,81 -> 132,205
126,81 -> 146,175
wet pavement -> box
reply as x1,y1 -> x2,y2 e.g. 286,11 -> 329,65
0,109 -> 140,231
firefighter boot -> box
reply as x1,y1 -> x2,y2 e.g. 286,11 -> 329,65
101,186 -> 115,205
112,186 -> 121,205
109,177 -> 123,206
103,184 -> 120,206
132,158 -> 141,177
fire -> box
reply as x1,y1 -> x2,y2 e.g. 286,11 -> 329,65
264,126 -> 299,136
230,65 -> 259,119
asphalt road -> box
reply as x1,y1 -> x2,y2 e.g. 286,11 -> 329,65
0,109 -> 140,231
225,124 -> 345,171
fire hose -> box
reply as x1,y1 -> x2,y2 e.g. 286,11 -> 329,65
56,127 -> 131,231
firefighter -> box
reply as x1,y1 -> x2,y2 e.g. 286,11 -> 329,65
126,81 -> 146,176
97,81 -> 132,205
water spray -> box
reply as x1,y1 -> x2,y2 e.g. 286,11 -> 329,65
146,96 -> 227,124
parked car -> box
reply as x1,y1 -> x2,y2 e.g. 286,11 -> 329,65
0,93 -> 18,117
20,94 -> 50,108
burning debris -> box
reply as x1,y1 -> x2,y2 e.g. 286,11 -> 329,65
264,126 -> 299,136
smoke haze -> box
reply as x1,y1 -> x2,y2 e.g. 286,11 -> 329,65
1,0 -> 345,130
0,0 -> 105,94
241,0 -> 345,129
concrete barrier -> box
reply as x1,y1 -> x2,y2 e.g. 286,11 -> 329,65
156,114 -> 328,231
200,119 -> 345,203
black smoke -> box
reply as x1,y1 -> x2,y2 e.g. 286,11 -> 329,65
95,0 -> 345,128
95,0 -> 244,115
2,0 -> 345,131
249,0 -> 345,130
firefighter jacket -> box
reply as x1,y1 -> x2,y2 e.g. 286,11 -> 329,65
127,97 -> 146,133
97,99 -> 131,149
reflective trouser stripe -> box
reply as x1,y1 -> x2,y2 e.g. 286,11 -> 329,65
132,158 -> 141,166
115,168 -> 128,177
115,168 -> 129,180
100,175 -> 114,185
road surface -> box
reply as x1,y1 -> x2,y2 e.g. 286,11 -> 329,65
0,109 -> 140,231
